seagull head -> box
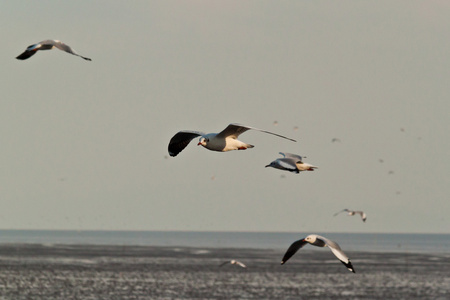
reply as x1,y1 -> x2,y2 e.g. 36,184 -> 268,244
265,162 -> 275,168
305,235 -> 316,243
197,137 -> 209,147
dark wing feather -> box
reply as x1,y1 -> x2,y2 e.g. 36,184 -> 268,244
281,239 -> 307,264
219,261 -> 229,267
340,259 -> 355,273
168,131 -> 203,157
16,50 -> 37,60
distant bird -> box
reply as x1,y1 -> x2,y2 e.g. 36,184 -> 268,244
168,123 -> 296,157
334,209 -> 367,222
265,152 -> 317,173
331,138 -> 341,143
219,260 -> 247,268
16,40 -> 91,61
281,234 -> 355,273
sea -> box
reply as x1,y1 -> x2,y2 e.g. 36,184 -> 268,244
0,230 -> 449,299
0,230 -> 448,254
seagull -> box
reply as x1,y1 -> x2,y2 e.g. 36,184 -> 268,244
334,209 -> 367,222
281,234 -> 355,273
265,152 -> 317,173
219,259 -> 247,268
16,40 -> 92,61
168,123 -> 296,157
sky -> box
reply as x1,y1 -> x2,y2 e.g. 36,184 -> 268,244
1,1 -> 449,234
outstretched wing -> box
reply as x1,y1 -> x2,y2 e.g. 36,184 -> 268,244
333,209 -> 349,216
16,49 -> 37,60
279,152 -> 304,161
318,235 -> 355,273
216,123 -> 296,142
235,260 -> 247,268
53,40 -> 92,61
219,261 -> 229,267
356,211 -> 367,222
168,130 -> 204,157
281,238 -> 307,265
16,42 -> 45,60
266,158 -> 299,173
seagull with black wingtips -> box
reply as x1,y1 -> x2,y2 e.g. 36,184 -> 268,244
281,234 -> 355,273
334,209 -> 367,222
168,123 -> 296,157
16,40 -> 92,61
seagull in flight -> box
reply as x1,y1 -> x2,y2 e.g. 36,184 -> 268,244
334,209 -> 367,222
219,260 -> 247,268
281,234 -> 355,273
168,123 -> 296,157
16,40 -> 92,61
265,152 -> 317,173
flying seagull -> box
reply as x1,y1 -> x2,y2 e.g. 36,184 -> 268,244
265,152 -> 317,173
334,209 -> 367,222
16,40 -> 92,61
219,260 -> 247,268
281,234 -> 355,273
168,123 -> 296,157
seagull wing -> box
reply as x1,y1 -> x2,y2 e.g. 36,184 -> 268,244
318,235 -> 355,273
168,130 -> 204,157
274,158 -> 300,173
279,152 -> 304,161
53,40 -> 92,61
216,123 -> 296,142
219,261 -> 230,267
16,42 -> 46,60
356,211 -> 367,222
280,238 -> 307,265
333,209 -> 349,217
235,261 -> 247,268
16,49 -> 37,60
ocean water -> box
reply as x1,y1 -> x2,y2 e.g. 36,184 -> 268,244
0,230 -> 448,254
0,230 -> 449,299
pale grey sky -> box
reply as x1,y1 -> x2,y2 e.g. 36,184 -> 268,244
1,1 -> 449,233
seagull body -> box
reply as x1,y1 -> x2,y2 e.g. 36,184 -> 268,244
16,40 -> 91,61
219,259 -> 247,268
265,152 -> 317,173
334,209 -> 367,222
281,234 -> 355,273
168,123 -> 296,157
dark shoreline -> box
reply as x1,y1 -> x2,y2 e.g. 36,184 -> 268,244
0,244 -> 448,299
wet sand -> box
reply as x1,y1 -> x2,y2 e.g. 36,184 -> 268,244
0,244 -> 448,299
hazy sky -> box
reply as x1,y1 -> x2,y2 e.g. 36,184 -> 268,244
1,1 -> 449,234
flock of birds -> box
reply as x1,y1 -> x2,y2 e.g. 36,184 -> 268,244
167,123 -> 366,273
17,39 -> 367,274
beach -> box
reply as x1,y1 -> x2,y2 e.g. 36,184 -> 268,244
0,244 -> 448,299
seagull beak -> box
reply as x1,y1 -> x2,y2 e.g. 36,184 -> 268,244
197,142 -> 201,146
